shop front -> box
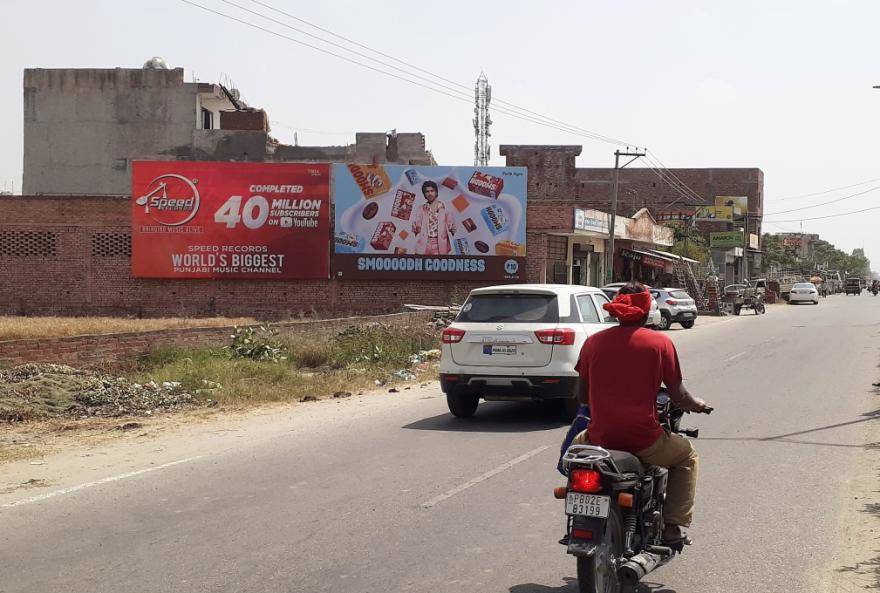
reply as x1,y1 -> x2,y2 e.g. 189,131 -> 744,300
610,209 -> 676,285
616,247 -> 675,286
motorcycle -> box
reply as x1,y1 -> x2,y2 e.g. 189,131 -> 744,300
555,393 -> 712,593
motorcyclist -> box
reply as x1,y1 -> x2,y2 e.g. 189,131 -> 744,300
571,282 -> 709,545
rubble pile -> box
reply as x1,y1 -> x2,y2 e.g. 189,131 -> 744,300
0,363 -> 195,422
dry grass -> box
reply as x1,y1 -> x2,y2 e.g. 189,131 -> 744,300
0,443 -> 45,464
0,316 -> 261,341
133,346 -> 437,408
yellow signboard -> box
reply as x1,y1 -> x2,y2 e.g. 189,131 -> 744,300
715,196 -> 747,215
694,205 -> 734,221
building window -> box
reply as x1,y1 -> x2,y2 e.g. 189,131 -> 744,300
202,108 -> 213,130
92,232 -> 131,258
0,231 -> 57,257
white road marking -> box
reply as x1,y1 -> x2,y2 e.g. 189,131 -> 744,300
1,456 -> 206,509
724,351 -> 747,362
421,445 -> 550,508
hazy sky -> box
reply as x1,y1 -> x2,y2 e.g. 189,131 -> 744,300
2,0 -> 878,267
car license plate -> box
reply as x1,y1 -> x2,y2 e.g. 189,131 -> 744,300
681,312 -> 694,318
483,344 -> 516,355
565,492 -> 610,518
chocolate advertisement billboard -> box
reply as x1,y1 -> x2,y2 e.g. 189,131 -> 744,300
132,161 -> 330,279
332,165 -> 527,279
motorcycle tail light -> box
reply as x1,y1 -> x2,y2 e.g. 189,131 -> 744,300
442,328 -> 466,344
570,469 -> 602,493
553,486 -> 567,499
571,528 -> 594,540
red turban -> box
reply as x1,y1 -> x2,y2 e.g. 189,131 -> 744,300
604,289 -> 653,323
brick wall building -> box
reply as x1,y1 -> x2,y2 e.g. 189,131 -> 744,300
501,145 -> 764,283
0,195 -> 501,317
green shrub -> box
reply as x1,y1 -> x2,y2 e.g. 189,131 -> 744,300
331,326 -> 422,368
290,342 -> 332,368
227,325 -> 287,363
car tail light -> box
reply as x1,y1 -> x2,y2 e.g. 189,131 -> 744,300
535,328 -> 576,346
666,299 -> 678,306
571,528 -> 594,540
441,328 -> 466,344
570,468 -> 602,493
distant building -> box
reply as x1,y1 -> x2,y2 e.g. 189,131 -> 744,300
500,144 -> 764,284
22,62 -> 434,196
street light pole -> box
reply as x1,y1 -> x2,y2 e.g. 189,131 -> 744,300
606,148 -> 646,284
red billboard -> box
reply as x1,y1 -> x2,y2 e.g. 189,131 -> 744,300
132,161 -> 330,279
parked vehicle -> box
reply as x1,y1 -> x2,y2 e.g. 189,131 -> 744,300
601,283 -> 663,328
556,392 -> 712,592
649,288 -> 698,330
845,277 -> 862,295
439,285 -> 617,419
789,282 -> 819,305
723,280 -> 766,315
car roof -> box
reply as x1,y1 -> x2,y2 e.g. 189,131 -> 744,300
469,283 -> 604,297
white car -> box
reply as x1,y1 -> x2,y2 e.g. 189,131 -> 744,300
650,288 -> 699,330
789,282 -> 819,305
601,283 -> 663,328
439,284 -> 618,419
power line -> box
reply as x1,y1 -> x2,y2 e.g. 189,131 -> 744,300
209,0 -> 632,146
774,177 -> 880,201
241,0 -> 635,147
180,0 -> 711,204
764,185 -> 880,216
179,0 -> 642,146
643,154 -> 705,204
765,204 -> 880,223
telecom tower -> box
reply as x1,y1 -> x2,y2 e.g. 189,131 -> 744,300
473,72 -> 492,166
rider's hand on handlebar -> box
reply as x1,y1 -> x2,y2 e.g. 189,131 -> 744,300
688,397 -> 712,414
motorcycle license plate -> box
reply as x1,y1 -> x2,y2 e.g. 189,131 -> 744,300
565,493 -> 610,518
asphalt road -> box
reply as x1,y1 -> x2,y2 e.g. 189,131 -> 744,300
2,294 -> 879,593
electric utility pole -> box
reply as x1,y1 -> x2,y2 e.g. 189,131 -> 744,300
606,148 -> 646,284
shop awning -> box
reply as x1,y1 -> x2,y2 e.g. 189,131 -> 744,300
645,249 -> 700,264
621,248 -> 670,269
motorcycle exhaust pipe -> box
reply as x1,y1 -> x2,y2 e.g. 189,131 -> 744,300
619,551 -> 663,586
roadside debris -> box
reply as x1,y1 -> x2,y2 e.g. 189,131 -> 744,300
393,369 -> 417,381
0,363 -> 195,423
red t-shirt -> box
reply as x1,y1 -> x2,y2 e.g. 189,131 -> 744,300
575,325 -> 683,453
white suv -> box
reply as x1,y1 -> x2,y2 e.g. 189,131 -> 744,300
439,284 -> 617,419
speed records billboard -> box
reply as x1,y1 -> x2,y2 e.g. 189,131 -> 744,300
333,164 -> 527,280
132,161 -> 330,279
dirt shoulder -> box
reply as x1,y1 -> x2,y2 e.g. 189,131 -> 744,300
822,386 -> 880,591
0,378 -> 442,505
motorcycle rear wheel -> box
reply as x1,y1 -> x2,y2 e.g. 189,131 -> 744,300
577,506 -> 625,593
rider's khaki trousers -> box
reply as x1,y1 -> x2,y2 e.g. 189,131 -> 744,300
634,431 -> 699,527
573,430 -> 699,527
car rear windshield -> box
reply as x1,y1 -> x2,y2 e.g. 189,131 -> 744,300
669,290 -> 691,299
456,294 -> 559,323
794,283 -> 814,289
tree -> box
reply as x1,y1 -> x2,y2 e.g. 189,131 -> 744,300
666,223 -> 710,263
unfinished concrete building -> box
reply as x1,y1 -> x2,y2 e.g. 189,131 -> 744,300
23,60 -> 435,196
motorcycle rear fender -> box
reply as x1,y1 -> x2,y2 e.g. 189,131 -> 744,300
567,516 -> 606,557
